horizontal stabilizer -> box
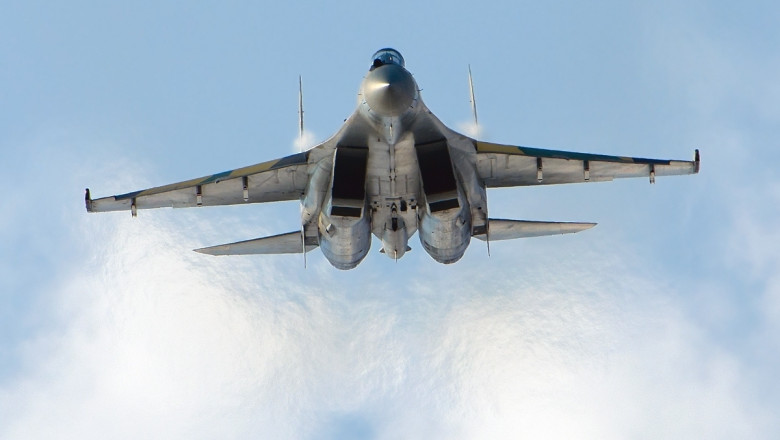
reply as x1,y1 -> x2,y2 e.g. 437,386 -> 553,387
474,219 -> 596,241
194,231 -> 318,256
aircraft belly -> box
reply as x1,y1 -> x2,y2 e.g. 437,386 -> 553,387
365,136 -> 421,242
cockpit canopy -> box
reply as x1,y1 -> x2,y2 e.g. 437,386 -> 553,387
371,48 -> 405,69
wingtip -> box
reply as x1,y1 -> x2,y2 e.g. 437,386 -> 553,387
694,149 -> 701,174
573,222 -> 597,234
85,188 -> 93,212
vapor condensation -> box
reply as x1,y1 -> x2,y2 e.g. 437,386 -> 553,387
0,192 -> 767,439
293,130 -> 318,152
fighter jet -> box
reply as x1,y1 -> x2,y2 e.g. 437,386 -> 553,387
85,48 -> 700,269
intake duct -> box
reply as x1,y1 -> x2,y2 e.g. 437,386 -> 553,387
414,139 -> 460,213
330,146 -> 369,217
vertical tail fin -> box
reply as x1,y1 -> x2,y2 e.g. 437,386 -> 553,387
298,75 -> 304,151
468,65 -> 478,129
298,75 -> 306,268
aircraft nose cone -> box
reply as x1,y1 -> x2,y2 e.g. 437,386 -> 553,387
363,64 -> 417,117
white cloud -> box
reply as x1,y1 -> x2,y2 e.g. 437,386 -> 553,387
1,201 -> 774,439
1,139 -> 774,439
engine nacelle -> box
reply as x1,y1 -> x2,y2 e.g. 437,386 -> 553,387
414,138 -> 471,264
317,145 -> 371,270
417,194 -> 471,264
318,202 -> 371,270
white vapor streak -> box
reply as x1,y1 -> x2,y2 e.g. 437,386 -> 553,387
457,121 -> 483,139
1,205 -> 771,439
293,130 -> 318,152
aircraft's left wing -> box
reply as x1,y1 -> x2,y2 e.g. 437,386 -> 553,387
475,141 -> 699,187
86,151 -> 311,214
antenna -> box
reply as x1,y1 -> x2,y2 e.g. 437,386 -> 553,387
468,65 -> 479,130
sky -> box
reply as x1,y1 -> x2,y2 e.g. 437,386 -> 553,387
1,1 -> 779,438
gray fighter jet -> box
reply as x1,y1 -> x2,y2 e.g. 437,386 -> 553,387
86,48 -> 700,269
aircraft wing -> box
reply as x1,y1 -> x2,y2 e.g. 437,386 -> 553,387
86,151 -> 311,214
475,141 -> 700,187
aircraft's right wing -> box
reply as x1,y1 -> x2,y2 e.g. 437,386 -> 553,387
86,151 -> 312,214
475,141 -> 700,187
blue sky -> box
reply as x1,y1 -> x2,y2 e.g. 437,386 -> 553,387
2,1 -> 779,438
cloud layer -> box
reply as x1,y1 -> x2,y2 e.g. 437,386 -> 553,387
1,150 -> 775,439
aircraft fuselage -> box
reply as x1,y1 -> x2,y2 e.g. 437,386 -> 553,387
305,49 -> 487,269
